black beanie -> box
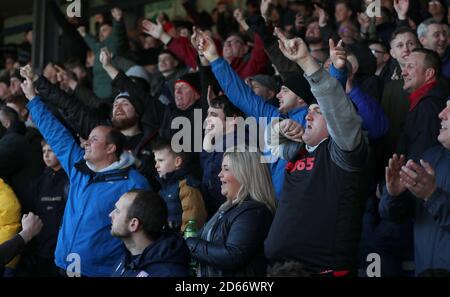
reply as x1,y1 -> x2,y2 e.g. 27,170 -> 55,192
176,72 -> 201,95
282,73 -> 316,105
114,92 -> 144,116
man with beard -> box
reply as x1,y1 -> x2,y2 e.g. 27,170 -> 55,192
305,18 -> 329,64
111,92 -> 144,149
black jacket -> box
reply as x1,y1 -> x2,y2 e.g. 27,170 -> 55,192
111,232 -> 190,277
186,197 -> 273,277
0,234 -> 25,276
397,82 -> 448,162
35,75 -> 111,140
26,167 -> 69,259
0,122 -> 44,204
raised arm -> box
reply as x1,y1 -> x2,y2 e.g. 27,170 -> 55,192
106,8 -> 129,56
198,31 -> 281,121
20,67 -> 84,177
142,19 -> 198,70
277,31 -> 363,151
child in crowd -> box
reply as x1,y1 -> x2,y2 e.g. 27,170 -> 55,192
152,138 -> 207,233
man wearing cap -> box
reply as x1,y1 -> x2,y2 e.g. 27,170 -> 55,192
149,50 -> 189,106
99,47 -> 205,144
20,71 -> 151,276
197,31 -> 314,199
245,74 -> 280,107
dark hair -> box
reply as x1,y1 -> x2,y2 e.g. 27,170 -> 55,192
226,32 -> 248,44
305,17 -> 319,28
64,58 -> 86,71
158,49 -> 180,64
151,137 -> 188,165
5,94 -> 28,110
335,0 -> 355,13
412,48 -> 442,79
389,27 -> 419,45
0,105 -> 19,123
368,39 -> 389,52
106,128 -> 127,159
209,95 -> 244,118
126,190 -> 168,240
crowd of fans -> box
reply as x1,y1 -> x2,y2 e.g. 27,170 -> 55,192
0,0 -> 449,277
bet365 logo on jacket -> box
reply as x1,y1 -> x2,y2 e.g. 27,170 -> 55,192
286,157 -> 315,173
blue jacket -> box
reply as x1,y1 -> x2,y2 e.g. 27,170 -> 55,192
111,232 -> 190,277
329,64 -> 389,142
27,97 -> 150,277
379,145 -> 450,274
210,57 -> 308,198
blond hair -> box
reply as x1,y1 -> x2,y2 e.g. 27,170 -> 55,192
221,146 -> 276,213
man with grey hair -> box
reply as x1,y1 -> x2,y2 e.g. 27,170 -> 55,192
417,18 -> 450,79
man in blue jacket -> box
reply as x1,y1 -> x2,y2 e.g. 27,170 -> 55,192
20,68 -> 150,277
110,190 -> 190,277
380,99 -> 450,275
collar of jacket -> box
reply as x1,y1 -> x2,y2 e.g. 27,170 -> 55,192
168,96 -> 202,111
5,121 -> 26,136
156,166 -> 191,185
74,160 -> 131,184
287,105 -> 308,118
408,81 -> 438,111
121,231 -> 189,272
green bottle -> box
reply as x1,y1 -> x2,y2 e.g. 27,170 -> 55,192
184,220 -> 198,239
184,219 -> 199,276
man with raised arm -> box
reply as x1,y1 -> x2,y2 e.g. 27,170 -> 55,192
20,67 -> 150,277
263,34 -> 369,276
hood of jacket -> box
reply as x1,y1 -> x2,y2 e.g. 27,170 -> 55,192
156,166 -> 196,187
86,150 -> 136,173
127,232 -> 190,273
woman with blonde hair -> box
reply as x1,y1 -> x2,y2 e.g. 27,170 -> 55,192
185,146 -> 276,276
